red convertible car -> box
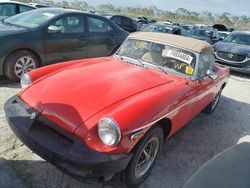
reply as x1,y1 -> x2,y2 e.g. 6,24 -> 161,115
5,32 -> 229,187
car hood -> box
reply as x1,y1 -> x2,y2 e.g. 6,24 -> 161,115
213,41 -> 250,57
0,23 -> 28,37
20,57 -> 174,133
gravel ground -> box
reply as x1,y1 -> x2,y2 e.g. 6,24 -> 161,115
0,72 -> 250,188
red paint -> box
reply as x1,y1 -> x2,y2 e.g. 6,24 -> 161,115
19,57 -> 229,155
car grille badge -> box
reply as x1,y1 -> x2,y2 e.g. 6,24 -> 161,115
227,53 -> 234,59
30,112 -> 37,120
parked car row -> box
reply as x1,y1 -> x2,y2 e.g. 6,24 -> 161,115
0,1 -> 249,80
105,14 -> 250,74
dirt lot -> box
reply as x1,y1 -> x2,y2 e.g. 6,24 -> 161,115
0,72 -> 250,188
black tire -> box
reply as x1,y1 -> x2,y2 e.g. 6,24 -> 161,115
123,126 -> 164,187
203,89 -> 222,114
4,50 -> 39,81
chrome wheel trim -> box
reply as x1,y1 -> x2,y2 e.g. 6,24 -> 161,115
212,90 -> 221,110
134,137 -> 159,179
14,56 -> 36,78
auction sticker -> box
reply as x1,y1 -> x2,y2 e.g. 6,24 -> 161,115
185,65 -> 194,75
167,50 -> 193,64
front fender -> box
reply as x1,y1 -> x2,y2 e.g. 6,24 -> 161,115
74,80 -> 186,155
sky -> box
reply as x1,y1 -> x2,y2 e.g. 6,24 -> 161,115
83,0 -> 249,16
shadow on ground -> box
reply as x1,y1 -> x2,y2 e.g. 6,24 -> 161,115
230,70 -> 250,79
0,76 -> 20,89
1,96 -> 250,188
146,95 -> 250,188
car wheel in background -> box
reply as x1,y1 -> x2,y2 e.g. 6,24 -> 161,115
203,89 -> 222,114
123,126 -> 163,187
4,50 -> 39,81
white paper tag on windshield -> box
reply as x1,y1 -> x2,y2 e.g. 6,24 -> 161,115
167,50 -> 193,64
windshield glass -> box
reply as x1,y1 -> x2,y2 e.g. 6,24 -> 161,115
116,39 -> 197,76
223,32 -> 250,45
4,10 -> 61,28
193,29 -> 212,37
142,24 -> 172,34
218,32 -> 229,39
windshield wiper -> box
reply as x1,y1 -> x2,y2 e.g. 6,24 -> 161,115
137,58 -> 168,74
118,55 -> 146,68
136,58 -> 146,67
155,66 -> 169,74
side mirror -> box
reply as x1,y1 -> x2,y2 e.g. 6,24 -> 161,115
47,25 -> 62,34
206,69 -> 218,80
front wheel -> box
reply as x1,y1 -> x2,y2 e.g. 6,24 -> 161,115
4,50 -> 39,81
123,126 -> 164,187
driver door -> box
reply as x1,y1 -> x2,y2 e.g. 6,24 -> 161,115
44,14 -> 87,64
192,54 -> 218,116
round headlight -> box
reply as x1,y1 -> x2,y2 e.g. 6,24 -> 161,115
98,118 -> 121,146
20,73 -> 32,89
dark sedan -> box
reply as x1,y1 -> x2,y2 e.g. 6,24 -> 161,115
190,28 -> 220,44
0,8 -> 128,81
110,15 -> 139,33
213,31 -> 250,74
141,23 -> 181,35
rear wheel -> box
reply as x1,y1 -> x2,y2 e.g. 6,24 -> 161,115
4,50 -> 39,81
123,126 -> 163,187
203,89 -> 222,114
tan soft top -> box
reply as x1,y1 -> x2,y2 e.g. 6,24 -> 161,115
128,32 -> 213,54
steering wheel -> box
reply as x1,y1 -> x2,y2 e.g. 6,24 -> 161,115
162,60 -> 176,69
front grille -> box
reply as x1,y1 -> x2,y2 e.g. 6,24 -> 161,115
217,51 -> 246,62
30,119 -> 74,149
217,61 -> 244,68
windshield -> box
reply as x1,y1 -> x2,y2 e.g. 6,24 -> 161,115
218,32 -> 229,39
193,29 -> 212,37
142,24 -> 172,34
223,32 -> 250,45
116,39 -> 197,77
182,25 -> 192,31
4,9 -> 61,28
